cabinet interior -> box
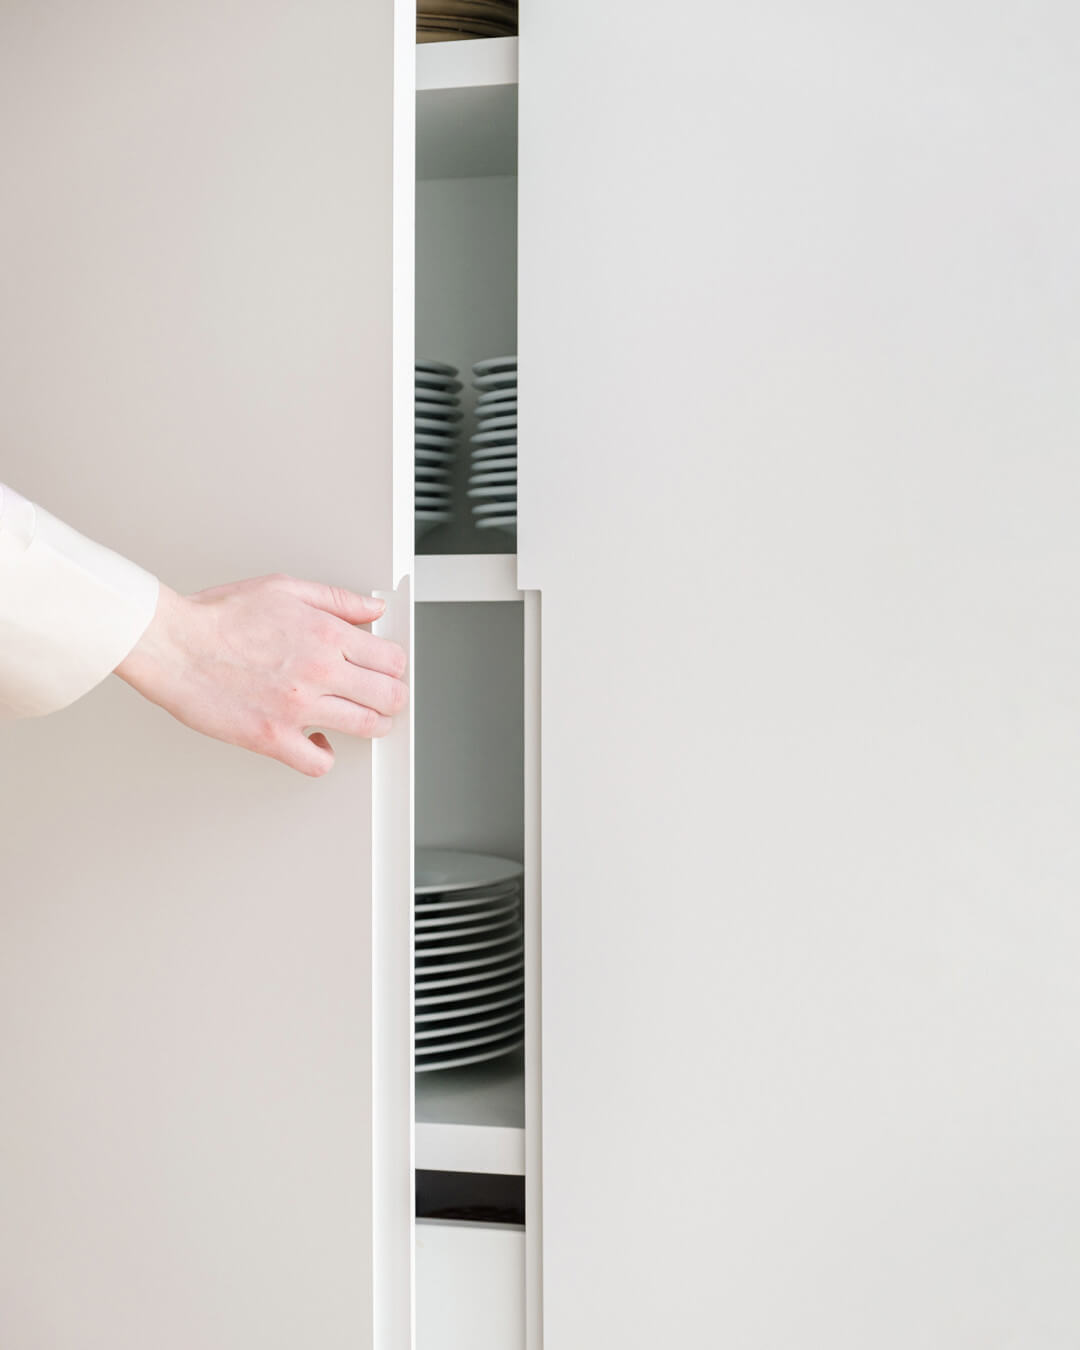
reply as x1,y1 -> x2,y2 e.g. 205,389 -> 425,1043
416,49 -> 517,557
413,38 -> 527,1197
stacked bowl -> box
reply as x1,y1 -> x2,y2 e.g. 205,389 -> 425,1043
468,355 -> 517,537
415,359 -> 462,539
415,848 -> 525,1073
417,1 -> 518,43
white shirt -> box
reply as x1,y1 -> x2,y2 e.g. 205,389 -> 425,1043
0,483 -> 158,719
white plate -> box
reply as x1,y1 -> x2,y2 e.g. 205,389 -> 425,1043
416,417 -> 462,435
416,375 -> 463,394
415,482 -> 453,497
415,1017 -> 525,1056
414,1006 -> 524,1041
416,848 -> 524,896
414,924 -> 520,958
471,355 -> 517,375
415,510 -> 452,522
416,449 -> 455,466
470,428 -> 517,446
414,387 -> 460,406
476,389 -> 517,407
415,899 -> 520,929
415,358 -> 458,376
468,476 -> 518,491
414,1038 -> 523,1073
415,431 -> 458,448
472,495 -> 519,511
415,883 -> 520,911
416,918 -> 520,946
415,465 -> 451,481
415,941 -> 522,976
416,988 -> 524,1022
472,414 -> 517,432
415,401 -> 463,420
470,444 -> 519,462
475,515 -> 517,530
415,954 -> 523,992
415,973 -> 524,1008
467,461 -> 515,477
472,371 -> 517,391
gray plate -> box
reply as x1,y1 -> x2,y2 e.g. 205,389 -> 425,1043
471,354 -> 517,375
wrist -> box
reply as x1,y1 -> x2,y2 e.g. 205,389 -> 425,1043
114,583 -> 189,695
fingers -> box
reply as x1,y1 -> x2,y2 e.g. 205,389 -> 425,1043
330,660 -> 409,718
316,696 -> 393,740
279,576 -> 386,626
343,626 -> 408,680
280,731 -> 336,777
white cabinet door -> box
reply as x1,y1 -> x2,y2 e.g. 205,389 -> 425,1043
0,4 -> 414,1347
520,5 -> 1080,1347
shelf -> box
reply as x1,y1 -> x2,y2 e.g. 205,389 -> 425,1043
416,1052 -> 525,1175
415,554 -> 521,603
416,37 -> 518,180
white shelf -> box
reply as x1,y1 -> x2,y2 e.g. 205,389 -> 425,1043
417,34 -> 518,94
416,1053 -> 525,1175
416,37 -> 518,180
415,554 -> 521,603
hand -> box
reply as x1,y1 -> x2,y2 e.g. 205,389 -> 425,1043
114,574 -> 408,776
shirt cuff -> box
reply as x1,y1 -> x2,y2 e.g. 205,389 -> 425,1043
0,486 -> 159,719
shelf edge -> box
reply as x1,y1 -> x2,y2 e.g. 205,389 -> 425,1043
416,35 -> 518,93
416,1121 -> 525,1176
415,554 -> 521,603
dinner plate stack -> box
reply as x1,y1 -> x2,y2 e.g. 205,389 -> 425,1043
415,848 -> 524,1073
468,355 -> 517,536
416,359 -> 461,539
417,0 -> 517,43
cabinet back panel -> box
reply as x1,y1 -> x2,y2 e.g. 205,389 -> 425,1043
416,602 -> 524,861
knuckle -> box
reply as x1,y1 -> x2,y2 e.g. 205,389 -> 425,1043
303,656 -> 331,686
355,707 -> 380,737
388,679 -> 409,714
252,715 -> 281,752
385,641 -> 407,678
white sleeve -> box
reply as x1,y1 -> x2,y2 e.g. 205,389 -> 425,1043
0,483 -> 159,719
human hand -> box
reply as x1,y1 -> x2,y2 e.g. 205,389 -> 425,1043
114,574 -> 408,776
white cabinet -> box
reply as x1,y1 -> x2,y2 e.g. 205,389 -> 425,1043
417,1222 -> 524,1350
4,5 -> 1080,1349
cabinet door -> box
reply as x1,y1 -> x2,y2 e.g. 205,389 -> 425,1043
520,5 -> 1080,1347
0,4 -> 414,1348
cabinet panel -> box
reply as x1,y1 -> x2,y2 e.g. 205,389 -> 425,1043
520,4 -> 1080,1347
0,3 -> 413,1347
416,1221 -> 525,1350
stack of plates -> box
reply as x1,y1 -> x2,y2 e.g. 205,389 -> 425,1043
416,359 -> 461,539
468,355 -> 517,536
415,848 -> 524,1073
417,0 -> 517,43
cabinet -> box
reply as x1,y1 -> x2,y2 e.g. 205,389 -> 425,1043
3,3 -> 1080,1349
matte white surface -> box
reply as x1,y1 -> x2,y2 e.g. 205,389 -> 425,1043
415,553 -> 521,602
520,4 -> 1080,1347
416,1220 -> 525,1350
0,4 -> 412,1346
